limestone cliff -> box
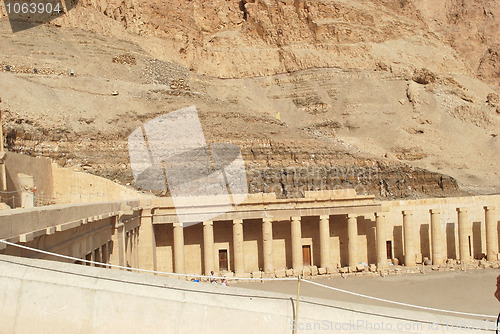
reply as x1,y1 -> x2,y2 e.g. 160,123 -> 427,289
0,0 -> 498,198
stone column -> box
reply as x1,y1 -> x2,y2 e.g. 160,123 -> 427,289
375,212 -> 387,270
430,209 -> 445,265
262,218 -> 274,274
173,222 -> 185,274
319,215 -> 331,270
138,208 -> 157,271
116,220 -> 126,268
134,227 -> 140,269
96,247 -> 103,267
203,220 -> 215,276
101,242 -> 109,268
109,214 -> 123,267
485,206 -> 498,262
129,229 -> 135,269
402,210 -> 416,267
347,214 -> 358,267
291,216 -> 303,272
125,231 -> 131,268
233,219 -> 244,274
457,208 -> 471,264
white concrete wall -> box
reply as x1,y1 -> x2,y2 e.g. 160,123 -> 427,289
0,255 -> 492,334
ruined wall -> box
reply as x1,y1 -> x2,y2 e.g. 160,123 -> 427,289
3,152 -> 53,208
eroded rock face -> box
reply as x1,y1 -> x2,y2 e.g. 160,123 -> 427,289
0,1 -> 498,198
17,0 -> 494,87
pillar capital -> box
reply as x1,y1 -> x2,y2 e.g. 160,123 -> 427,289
429,209 -> 440,214
140,207 -> 154,217
173,222 -> 183,228
456,207 -> 468,213
203,220 -> 213,226
402,210 -> 414,216
347,213 -> 357,219
262,217 -> 273,223
291,216 -> 301,221
232,219 -> 243,225
484,206 -> 496,211
375,211 -> 386,218
319,215 -> 329,221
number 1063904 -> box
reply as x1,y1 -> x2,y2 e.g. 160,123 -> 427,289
5,2 -> 62,16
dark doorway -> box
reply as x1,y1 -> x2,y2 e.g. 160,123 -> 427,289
468,236 -> 472,257
472,222 -> 482,259
302,245 -> 311,266
446,223 -> 456,259
219,249 -> 228,271
386,241 -> 393,259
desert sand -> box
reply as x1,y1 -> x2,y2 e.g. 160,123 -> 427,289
237,268 -> 500,319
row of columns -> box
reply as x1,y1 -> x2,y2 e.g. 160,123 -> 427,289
171,212 -> 389,275
403,206 -> 497,266
165,205 -> 497,274
112,214 -> 141,270
83,241 -> 111,268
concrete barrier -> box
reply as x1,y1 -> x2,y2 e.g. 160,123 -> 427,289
0,255 -> 492,334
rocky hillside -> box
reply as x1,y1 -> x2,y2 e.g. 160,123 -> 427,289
0,0 -> 498,198
37,0 -> 499,85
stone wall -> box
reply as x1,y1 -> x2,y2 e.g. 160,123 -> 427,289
52,164 -> 152,204
3,152 -> 54,208
0,255 -> 476,334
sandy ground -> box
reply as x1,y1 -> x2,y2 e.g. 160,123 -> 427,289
236,269 -> 500,319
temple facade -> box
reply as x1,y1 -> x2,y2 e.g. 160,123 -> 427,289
135,191 -> 500,277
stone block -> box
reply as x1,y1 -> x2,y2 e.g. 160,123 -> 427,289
302,266 -> 312,277
356,264 -> 365,272
286,269 -> 294,277
235,272 -> 252,279
415,253 -> 423,264
275,269 -> 286,278
311,266 -> 318,276
251,271 -> 261,279
348,266 -> 357,273
369,264 -> 377,272
326,265 -> 336,274
339,267 -> 348,274
318,267 -> 326,275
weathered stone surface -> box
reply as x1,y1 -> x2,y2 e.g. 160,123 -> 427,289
274,269 -> 286,278
311,266 -> 318,276
251,271 -> 261,279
